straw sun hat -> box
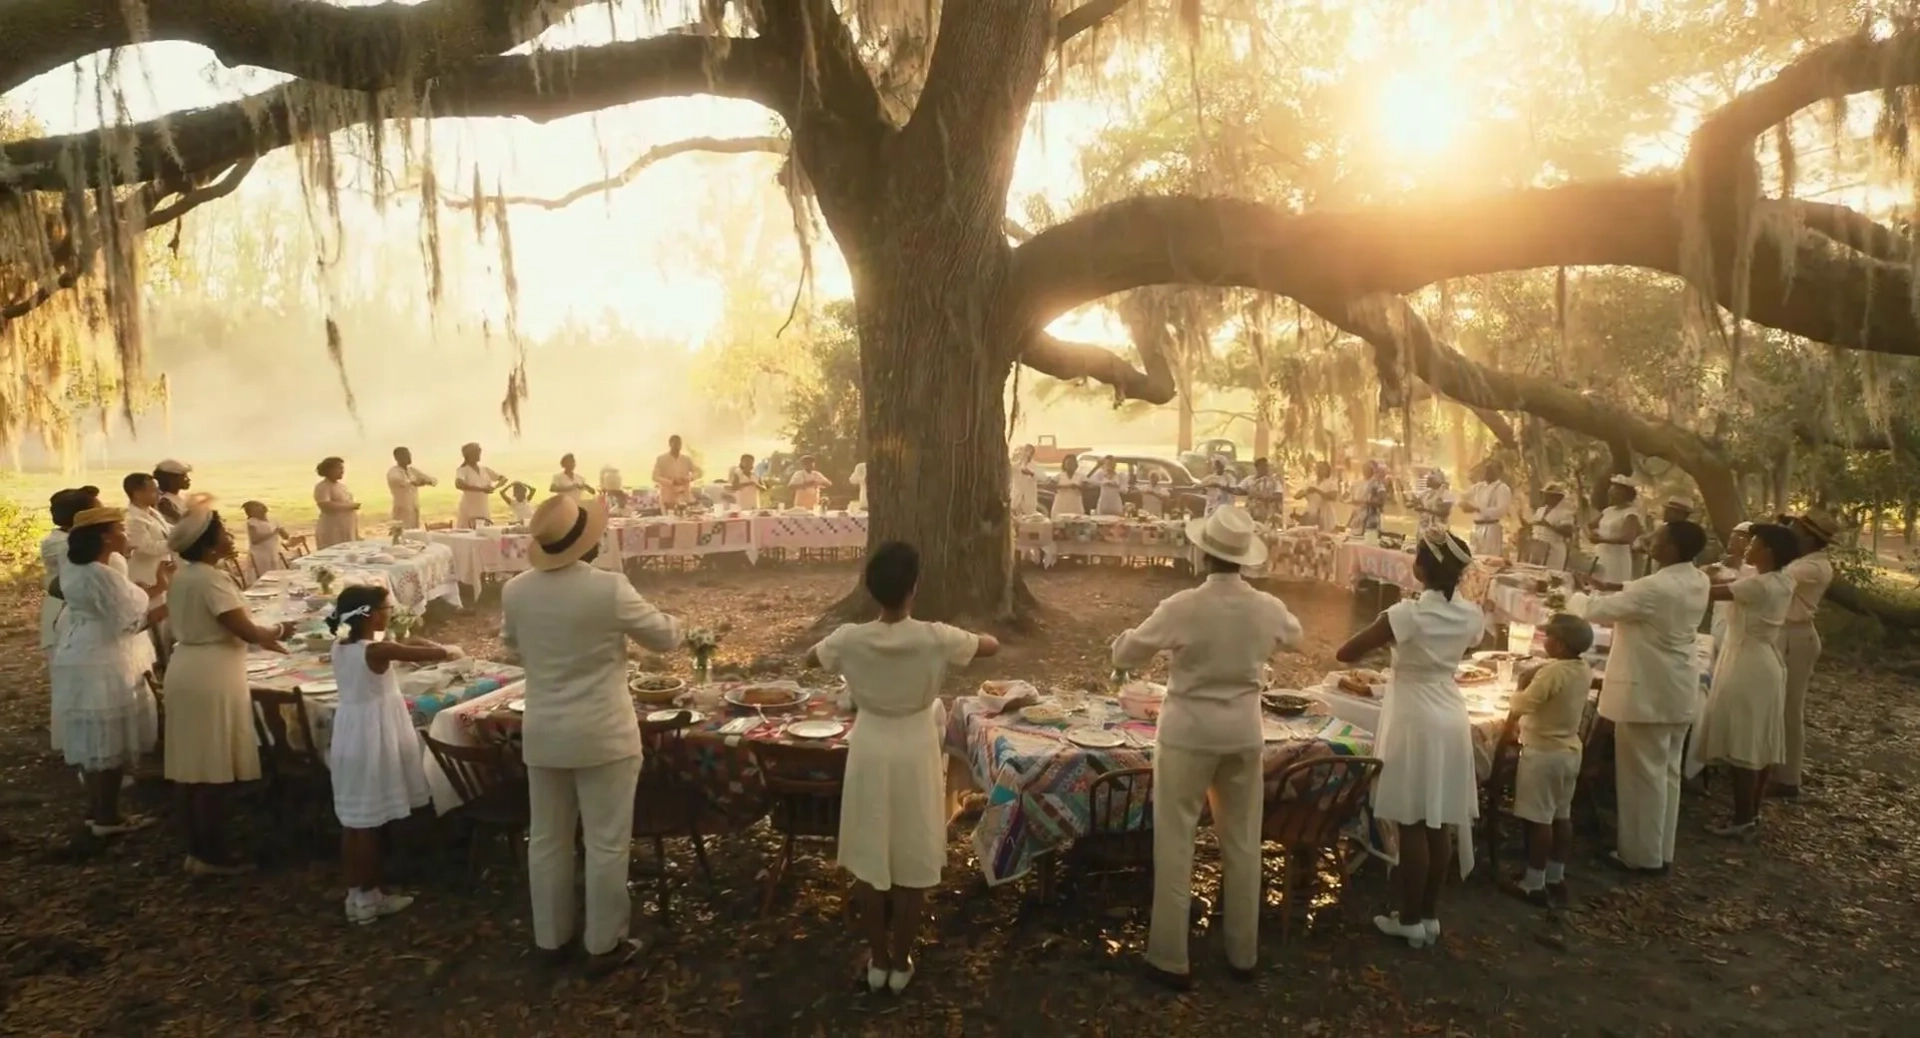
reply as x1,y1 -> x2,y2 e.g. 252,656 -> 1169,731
1185,506 -> 1269,568
527,493 -> 608,571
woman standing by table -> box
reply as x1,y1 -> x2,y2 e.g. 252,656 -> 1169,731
163,506 -> 295,875
1336,529 -> 1483,949
54,506 -> 167,835
1008,445 -> 1039,517
1590,476 -> 1642,583
809,542 -> 997,994
314,456 -> 361,548
1049,455 -> 1086,519
1690,523 -> 1799,837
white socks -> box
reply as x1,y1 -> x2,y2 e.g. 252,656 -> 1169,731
1521,868 -> 1546,892
1544,861 -> 1566,884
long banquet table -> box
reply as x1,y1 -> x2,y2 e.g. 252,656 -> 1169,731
414,513 -> 870,586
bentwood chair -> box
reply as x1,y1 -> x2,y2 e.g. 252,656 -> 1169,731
282,534 -> 312,560
630,710 -> 714,927
248,687 -> 332,847
1261,755 -> 1381,941
423,732 -> 529,887
752,741 -> 848,915
1043,765 -> 1155,907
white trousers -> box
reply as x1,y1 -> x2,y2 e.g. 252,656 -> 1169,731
1778,622 -> 1821,787
1470,522 -> 1504,559
527,755 -> 642,955
1612,722 -> 1688,869
1147,746 -> 1264,974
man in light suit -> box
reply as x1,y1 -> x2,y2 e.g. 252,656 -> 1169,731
503,494 -> 683,966
1584,520 -> 1711,875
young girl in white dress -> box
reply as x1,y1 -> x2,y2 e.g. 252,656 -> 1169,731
1336,529 -> 1484,949
1690,523 -> 1799,838
243,501 -> 287,582
808,542 -> 999,994
327,585 -> 463,924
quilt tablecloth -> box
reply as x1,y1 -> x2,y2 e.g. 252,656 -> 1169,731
752,513 -> 868,552
286,540 -> 461,613
944,695 -> 1374,886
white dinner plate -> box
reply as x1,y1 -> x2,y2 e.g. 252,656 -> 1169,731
242,588 -> 278,598
648,708 -> 704,724
1064,727 -> 1125,749
507,700 -> 527,713
245,659 -> 278,674
786,719 -> 846,740
297,680 -> 338,695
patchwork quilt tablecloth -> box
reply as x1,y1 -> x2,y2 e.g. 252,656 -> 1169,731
944,695 -> 1375,886
752,513 -> 869,552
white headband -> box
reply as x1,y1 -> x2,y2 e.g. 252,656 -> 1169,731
1421,527 -> 1473,564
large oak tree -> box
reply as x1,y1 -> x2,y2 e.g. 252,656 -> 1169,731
6,0 -> 1920,620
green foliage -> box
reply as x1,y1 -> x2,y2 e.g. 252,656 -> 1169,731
0,484 -> 48,584
780,302 -> 863,486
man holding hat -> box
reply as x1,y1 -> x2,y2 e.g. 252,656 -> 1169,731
1112,506 -> 1303,988
502,494 -> 685,967
1775,510 -> 1837,798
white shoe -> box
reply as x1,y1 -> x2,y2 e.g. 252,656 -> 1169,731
1422,918 -> 1441,943
1708,820 -> 1758,841
887,958 -> 914,993
1373,913 -> 1430,948
347,891 -> 415,925
88,814 -> 155,837
865,962 -> 888,992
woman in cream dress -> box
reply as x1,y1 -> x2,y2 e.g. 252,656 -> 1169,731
313,456 -> 361,547
1009,445 -> 1039,517
809,542 -> 997,993
1337,530 -> 1483,948
163,507 -> 296,875
1589,476 -> 1642,583
1690,523 -> 1799,838
1049,455 -> 1086,518
40,486 -> 101,751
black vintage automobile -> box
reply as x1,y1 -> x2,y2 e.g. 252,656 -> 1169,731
1035,454 -> 1210,516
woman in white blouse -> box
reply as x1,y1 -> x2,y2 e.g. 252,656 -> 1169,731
1589,476 -> 1643,583
313,457 -> 361,548
1306,460 -> 1342,531
728,454 -> 765,510
455,443 -> 505,528
1048,456 -> 1086,518
1009,446 -> 1039,517
1200,457 -> 1237,515
549,454 -> 594,501
1337,529 -> 1483,949
1690,523 -> 1799,838
1090,456 -> 1127,516
789,456 -> 833,510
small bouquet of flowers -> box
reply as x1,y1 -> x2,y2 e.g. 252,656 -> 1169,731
312,565 -> 337,595
687,627 -> 721,680
389,607 -> 420,642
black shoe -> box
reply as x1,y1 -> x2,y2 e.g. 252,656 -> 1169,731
1766,783 -> 1800,800
1227,963 -> 1259,984
1545,881 -> 1571,907
1142,962 -> 1194,992
1499,876 -> 1552,907
1604,850 -> 1669,877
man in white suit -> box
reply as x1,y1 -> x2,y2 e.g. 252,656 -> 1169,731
503,494 -> 683,966
1584,520 -> 1711,875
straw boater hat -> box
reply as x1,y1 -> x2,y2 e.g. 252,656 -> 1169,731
527,493 -> 608,571
70,505 -> 125,530
1185,506 -> 1269,568
1665,496 -> 1693,512
1795,509 -> 1841,544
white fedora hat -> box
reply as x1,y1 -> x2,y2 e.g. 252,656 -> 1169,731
527,494 -> 608,571
1185,506 -> 1269,568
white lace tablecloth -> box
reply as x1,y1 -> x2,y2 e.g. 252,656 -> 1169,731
413,513 -> 868,581
282,540 -> 461,613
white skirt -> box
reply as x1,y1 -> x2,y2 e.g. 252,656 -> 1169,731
328,694 -> 430,828
1688,635 -> 1786,774
52,663 -> 157,772
836,705 -> 947,891
1370,683 -> 1479,829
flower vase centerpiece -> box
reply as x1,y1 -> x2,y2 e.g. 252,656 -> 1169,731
389,608 -> 419,642
313,565 -> 336,597
687,627 -> 720,684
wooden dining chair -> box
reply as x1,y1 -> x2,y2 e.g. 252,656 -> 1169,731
1261,755 -> 1382,941
282,534 -> 312,560
630,710 -> 712,927
751,741 -> 848,915
248,687 -> 331,847
423,732 -> 530,887
1043,765 -> 1155,906
218,554 -> 248,588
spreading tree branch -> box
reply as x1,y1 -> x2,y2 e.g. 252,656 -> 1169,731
1056,0 -> 1140,45
1020,330 -> 1175,404
0,0 -> 601,97
0,35 -> 792,194
442,134 -> 788,210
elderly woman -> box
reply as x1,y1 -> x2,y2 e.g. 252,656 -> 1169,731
162,505 -> 296,875
314,456 -> 361,548
54,506 -> 167,835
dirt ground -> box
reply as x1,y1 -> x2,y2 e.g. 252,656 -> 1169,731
2,561 -> 1917,1036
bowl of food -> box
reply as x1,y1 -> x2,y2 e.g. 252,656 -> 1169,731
1118,680 -> 1166,721
1263,691 -> 1312,716
1455,663 -> 1497,685
1335,669 -> 1388,698
724,684 -> 811,711
628,674 -> 687,705
1019,703 -> 1068,725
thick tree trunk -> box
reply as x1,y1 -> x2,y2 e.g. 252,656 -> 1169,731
1176,391 -> 1195,451
1252,404 -> 1271,459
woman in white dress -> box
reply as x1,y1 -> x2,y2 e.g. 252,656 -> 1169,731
549,454 -> 595,501
1689,523 -> 1799,838
53,507 -> 166,836
1706,522 -> 1754,669
1090,456 -> 1127,516
325,585 -> 463,923
809,542 -> 998,994
1049,455 -> 1086,519
1306,460 -> 1342,531
41,486 -> 101,752
1200,457 -> 1237,515
1589,476 -> 1642,583
1336,529 -> 1483,948
313,456 -> 361,547
849,461 -> 869,511
1009,445 -> 1039,516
